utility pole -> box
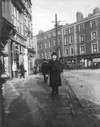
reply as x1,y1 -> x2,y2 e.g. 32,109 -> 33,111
52,14 -> 65,59
55,14 -> 59,59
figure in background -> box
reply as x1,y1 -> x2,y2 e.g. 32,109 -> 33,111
33,65 -> 37,75
48,52 -> 63,95
41,58 -> 49,82
19,62 -> 25,78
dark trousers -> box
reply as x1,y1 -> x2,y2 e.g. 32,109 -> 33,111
20,72 -> 25,78
43,73 -> 48,82
52,85 -> 58,94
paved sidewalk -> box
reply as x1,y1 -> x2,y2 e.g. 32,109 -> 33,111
3,74 -> 100,127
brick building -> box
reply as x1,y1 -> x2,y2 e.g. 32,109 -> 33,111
36,25 -> 63,65
34,7 -> 100,69
62,8 -> 100,69
76,8 -> 100,68
62,23 -> 77,68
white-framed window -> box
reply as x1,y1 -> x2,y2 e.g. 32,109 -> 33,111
90,20 -> 97,28
58,30 -> 61,35
58,50 -> 61,57
69,36 -> 73,44
44,35 -> 47,39
58,38 -> 61,45
91,43 -> 98,53
91,31 -> 97,40
64,37 -> 68,45
48,52 -> 51,59
45,42 -> 48,48
53,40 -> 56,46
69,27 -> 73,34
80,45 -> 86,54
48,33 -> 51,38
79,34 -> 85,43
64,29 -> 69,35
49,40 -> 52,47
64,48 -> 69,55
70,48 -> 74,55
78,23 -> 84,31
53,32 -> 56,36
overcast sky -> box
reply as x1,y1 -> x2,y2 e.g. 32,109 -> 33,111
32,0 -> 100,35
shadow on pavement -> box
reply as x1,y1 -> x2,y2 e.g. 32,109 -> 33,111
5,94 -> 34,127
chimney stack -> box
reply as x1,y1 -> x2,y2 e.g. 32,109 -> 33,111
76,12 -> 83,22
93,7 -> 100,14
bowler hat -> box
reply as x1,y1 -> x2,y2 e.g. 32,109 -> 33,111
43,58 -> 46,61
51,52 -> 57,56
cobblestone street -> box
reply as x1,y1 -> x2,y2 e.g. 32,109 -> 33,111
4,73 -> 100,127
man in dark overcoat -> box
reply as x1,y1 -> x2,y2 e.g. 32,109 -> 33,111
41,58 -> 48,82
48,52 -> 63,95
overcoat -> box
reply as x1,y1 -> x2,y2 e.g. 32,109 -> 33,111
41,61 -> 48,74
48,59 -> 63,87
19,64 -> 25,75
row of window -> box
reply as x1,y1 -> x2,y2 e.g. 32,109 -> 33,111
38,30 -> 62,41
64,47 -> 74,56
64,31 -> 97,45
80,43 -> 97,54
39,50 -> 61,59
37,19 -> 97,42
64,43 -> 98,56
79,31 -> 97,43
64,20 -> 97,35
38,39 -> 62,50
11,2 -> 32,35
64,27 -> 74,35
64,36 -> 73,45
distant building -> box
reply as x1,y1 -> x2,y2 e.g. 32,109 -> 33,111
35,25 -> 63,64
63,7 -> 100,68
76,7 -> 100,68
62,23 -> 77,66
34,7 -> 100,69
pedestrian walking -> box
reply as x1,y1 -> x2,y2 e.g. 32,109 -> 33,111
48,52 -> 63,95
33,65 -> 37,75
41,58 -> 48,82
19,62 -> 25,78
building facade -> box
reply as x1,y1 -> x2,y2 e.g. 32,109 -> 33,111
36,25 -> 63,65
0,0 -> 34,78
33,36 -> 37,66
35,7 -> 100,69
76,8 -> 100,68
62,23 -> 77,68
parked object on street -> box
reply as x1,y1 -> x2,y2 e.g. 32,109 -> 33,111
48,52 -> 63,95
41,58 -> 49,82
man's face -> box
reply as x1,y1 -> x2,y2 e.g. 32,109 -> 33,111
52,55 -> 57,61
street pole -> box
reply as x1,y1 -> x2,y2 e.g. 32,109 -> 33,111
55,14 -> 59,60
0,0 -> 3,126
